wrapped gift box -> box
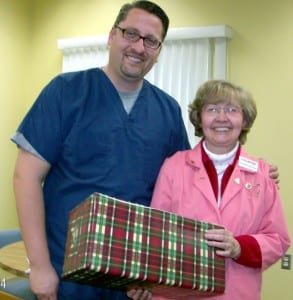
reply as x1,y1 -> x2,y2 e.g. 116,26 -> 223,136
62,192 -> 225,297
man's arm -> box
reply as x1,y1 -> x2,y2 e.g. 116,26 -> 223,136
13,149 -> 59,299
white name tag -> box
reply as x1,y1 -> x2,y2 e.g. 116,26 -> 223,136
238,156 -> 258,172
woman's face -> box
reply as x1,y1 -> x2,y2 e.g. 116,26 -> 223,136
200,101 -> 245,154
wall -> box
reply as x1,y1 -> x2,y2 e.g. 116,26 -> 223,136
1,0 -> 292,298
0,0 -> 31,229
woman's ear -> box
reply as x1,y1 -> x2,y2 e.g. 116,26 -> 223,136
242,120 -> 247,129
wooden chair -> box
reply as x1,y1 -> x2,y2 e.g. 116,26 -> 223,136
0,230 -> 35,300
0,290 -> 22,300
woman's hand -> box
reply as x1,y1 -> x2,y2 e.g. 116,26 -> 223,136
205,228 -> 241,259
127,287 -> 152,300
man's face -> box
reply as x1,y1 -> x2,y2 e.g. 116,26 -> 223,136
108,8 -> 163,84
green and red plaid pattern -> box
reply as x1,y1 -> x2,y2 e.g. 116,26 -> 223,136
62,193 -> 225,295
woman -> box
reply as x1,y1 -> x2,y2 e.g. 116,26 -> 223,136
148,80 -> 290,300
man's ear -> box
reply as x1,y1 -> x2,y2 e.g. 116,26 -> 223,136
108,27 -> 116,45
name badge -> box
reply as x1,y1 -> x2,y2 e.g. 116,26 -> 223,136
238,156 -> 258,172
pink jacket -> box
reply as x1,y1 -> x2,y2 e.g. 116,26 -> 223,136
151,144 -> 291,300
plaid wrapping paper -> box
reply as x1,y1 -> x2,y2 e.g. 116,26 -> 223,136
62,192 -> 225,297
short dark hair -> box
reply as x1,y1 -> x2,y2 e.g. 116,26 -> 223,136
113,0 -> 169,41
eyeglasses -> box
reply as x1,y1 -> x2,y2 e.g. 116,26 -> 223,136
203,104 -> 242,115
115,26 -> 162,50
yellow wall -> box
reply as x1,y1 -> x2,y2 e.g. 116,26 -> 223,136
1,0 -> 292,298
0,0 -> 31,229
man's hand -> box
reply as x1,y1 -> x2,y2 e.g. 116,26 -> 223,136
30,264 -> 59,300
269,164 -> 279,185
127,287 -> 152,300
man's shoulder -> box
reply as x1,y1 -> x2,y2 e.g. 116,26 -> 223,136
143,80 -> 182,116
143,80 -> 177,102
55,67 -> 101,83
43,68 -> 104,96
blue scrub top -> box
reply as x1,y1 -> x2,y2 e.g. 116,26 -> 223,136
16,68 -> 190,299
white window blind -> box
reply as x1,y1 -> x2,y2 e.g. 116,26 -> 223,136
57,25 -> 234,146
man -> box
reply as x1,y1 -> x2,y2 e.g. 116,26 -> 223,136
12,1 -> 190,299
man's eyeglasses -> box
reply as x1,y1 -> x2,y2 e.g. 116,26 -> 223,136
203,104 -> 242,115
115,26 -> 162,50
